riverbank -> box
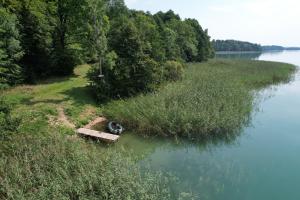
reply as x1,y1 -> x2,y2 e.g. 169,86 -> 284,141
0,65 -> 178,199
0,59 -> 296,199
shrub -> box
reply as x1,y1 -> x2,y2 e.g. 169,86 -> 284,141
50,49 -> 77,76
0,97 -> 20,140
163,61 -> 184,81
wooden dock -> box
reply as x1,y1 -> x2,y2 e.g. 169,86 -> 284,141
77,128 -> 120,143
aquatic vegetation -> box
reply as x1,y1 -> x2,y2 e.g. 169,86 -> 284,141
0,133 -> 178,199
104,60 -> 296,139
0,67 -> 184,199
0,59 -> 296,199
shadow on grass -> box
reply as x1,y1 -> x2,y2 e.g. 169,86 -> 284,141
22,86 -> 97,108
62,86 -> 97,106
33,74 -> 80,86
25,98 -> 68,106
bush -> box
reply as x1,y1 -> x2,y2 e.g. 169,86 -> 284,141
50,49 -> 77,76
163,61 -> 184,81
0,97 -> 20,140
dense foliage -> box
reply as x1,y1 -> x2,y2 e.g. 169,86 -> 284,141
104,60 -> 296,139
0,8 -> 23,88
212,39 -> 262,52
89,8 -> 214,99
0,96 -> 20,140
1,0 -> 214,98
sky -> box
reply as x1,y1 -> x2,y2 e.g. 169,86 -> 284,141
125,0 -> 300,47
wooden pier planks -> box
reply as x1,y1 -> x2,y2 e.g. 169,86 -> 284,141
77,128 -> 120,143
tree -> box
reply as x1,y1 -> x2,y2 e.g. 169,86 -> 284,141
89,18 -> 160,100
161,27 -> 180,61
50,0 -> 88,76
106,0 -> 128,18
165,19 -> 198,62
186,19 -> 214,61
131,11 -> 165,62
0,8 -> 23,88
84,0 -> 109,70
18,0 -> 53,81
1,1 -> 214,100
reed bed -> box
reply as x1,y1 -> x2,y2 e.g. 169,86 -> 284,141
104,60 -> 296,139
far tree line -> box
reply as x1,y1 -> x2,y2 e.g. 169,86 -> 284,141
213,40 -> 300,52
212,40 -> 262,52
0,0 -> 214,100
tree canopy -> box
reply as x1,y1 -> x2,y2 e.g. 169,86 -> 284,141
0,7 -> 23,88
1,0 -> 214,99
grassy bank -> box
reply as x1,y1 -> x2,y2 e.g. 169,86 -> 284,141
104,60 -> 296,139
0,65 -> 185,199
1,133 -> 178,199
0,59 -> 296,199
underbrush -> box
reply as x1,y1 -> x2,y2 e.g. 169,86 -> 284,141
104,60 -> 296,138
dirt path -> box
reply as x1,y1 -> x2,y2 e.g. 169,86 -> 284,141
84,117 -> 107,129
57,107 -> 76,129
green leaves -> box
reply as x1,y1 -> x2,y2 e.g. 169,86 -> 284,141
89,8 -> 214,100
0,8 -> 23,87
0,96 -> 20,140
2,0 -> 214,98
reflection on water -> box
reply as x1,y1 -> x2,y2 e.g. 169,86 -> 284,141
111,50 -> 300,200
216,50 -> 300,66
215,50 -> 295,60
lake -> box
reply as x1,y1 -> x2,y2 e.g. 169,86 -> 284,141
116,50 -> 300,200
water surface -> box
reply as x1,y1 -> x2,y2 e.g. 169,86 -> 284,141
117,50 -> 300,200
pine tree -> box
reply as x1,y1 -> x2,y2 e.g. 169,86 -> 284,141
0,8 -> 23,88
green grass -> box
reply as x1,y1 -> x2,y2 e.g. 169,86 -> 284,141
3,65 -> 99,127
103,59 -> 296,139
0,133 -> 179,199
0,59 -> 296,199
1,65 -> 185,199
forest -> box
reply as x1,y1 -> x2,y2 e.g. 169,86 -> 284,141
212,39 -> 262,52
0,0 -> 214,99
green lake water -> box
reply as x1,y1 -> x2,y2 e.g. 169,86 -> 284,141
115,50 -> 300,200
